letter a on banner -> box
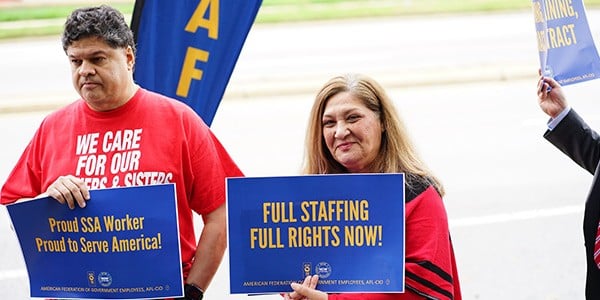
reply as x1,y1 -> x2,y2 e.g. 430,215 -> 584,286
131,0 -> 262,126
531,0 -> 600,85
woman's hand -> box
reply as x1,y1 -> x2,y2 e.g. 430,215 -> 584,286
283,275 -> 327,300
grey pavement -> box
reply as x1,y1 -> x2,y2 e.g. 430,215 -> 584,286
0,8 -> 544,114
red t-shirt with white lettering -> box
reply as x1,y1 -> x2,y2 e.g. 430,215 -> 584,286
1,88 -> 243,277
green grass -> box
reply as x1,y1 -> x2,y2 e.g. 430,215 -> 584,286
256,0 -> 600,22
0,3 -> 134,22
0,25 -> 63,40
2,0 -> 600,40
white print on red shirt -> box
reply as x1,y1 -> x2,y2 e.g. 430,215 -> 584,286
74,129 -> 173,189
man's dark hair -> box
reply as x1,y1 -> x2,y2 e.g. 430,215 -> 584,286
61,5 -> 136,54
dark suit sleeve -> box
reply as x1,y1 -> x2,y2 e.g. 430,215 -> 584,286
544,109 -> 600,175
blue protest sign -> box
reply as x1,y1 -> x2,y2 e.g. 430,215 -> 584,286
6,184 -> 182,299
131,0 -> 262,126
532,0 -> 600,85
226,174 -> 405,294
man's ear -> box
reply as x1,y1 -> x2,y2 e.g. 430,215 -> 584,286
126,46 -> 135,71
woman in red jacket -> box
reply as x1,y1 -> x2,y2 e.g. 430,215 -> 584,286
283,74 -> 461,300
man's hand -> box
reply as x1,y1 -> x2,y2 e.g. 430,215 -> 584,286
45,175 -> 90,209
537,75 -> 568,119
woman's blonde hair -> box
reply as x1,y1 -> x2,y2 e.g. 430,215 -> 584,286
302,73 -> 444,196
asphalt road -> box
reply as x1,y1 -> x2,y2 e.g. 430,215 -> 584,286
2,9 -> 600,300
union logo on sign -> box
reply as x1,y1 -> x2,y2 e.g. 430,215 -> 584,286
98,272 -> 112,287
315,262 -> 331,279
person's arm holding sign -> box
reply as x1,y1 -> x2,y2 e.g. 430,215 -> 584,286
4,174 -> 91,209
536,73 -> 600,298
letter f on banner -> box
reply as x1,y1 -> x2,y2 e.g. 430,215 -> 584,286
177,47 -> 209,98
131,0 -> 262,126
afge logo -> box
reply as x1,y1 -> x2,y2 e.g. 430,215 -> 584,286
98,272 -> 113,287
302,262 -> 312,277
87,271 -> 96,286
315,262 -> 331,279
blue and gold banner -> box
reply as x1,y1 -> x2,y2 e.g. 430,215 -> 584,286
226,174 -> 405,294
6,184 -> 182,299
532,0 -> 600,85
131,0 -> 262,126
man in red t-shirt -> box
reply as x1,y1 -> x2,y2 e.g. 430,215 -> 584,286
0,5 -> 243,300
